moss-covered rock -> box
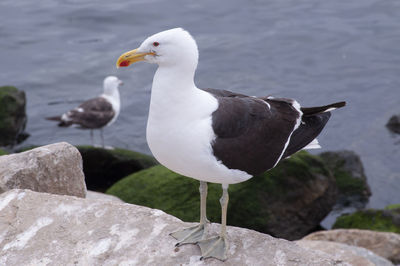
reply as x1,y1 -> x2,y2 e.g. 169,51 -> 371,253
386,114 -> 400,134
0,86 -> 28,147
76,146 -> 158,191
107,151 -> 337,240
385,204 -> 400,211
320,150 -> 371,206
333,209 -> 400,233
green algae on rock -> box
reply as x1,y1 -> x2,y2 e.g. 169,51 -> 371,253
333,209 -> 400,234
320,150 -> 371,206
107,151 -> 337,240
0,86 -> 28,147
385,204 -> 400,211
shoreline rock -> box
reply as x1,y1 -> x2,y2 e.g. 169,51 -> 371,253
386,114 -> 400,134
332,208 -> 400,234
0,189 -> 387,265
0,86 -> 29,147
76,146 -> 158,192
0,142 -> 86,198
319,150 -> 371,207
297,239 -> 393,266
303,229 -> 400,264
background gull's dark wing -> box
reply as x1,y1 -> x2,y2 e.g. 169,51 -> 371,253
66,97 -> 115,129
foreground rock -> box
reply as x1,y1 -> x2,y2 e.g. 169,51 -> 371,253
297,240 -> 393,266
320,150 -> 371,207
0,189 -> 374,265
0,86 -> 28,147
107,151 -> 337,240
303,229 -> 400,264
86,190 -> 123,202
386,114 -> 400,134
76,146 -> 158,191
0,142 -> 86,197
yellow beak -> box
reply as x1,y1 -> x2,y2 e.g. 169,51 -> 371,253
116,48 -> 154,68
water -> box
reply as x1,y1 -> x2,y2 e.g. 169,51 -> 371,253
1,0 -> 399,210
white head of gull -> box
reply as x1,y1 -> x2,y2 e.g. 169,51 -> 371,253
116,28 -> 345,261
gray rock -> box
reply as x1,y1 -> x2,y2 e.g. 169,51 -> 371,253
0,86 -> 28,147
86,190 -> 123,202
0,189 -> 351,266
297,240 -> 394,266
386,114 -> 400,134
303,229 -> 400,264
0,142 -> 86,198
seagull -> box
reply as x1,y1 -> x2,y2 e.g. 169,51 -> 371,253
46,76 -> 122,148
116,28 -> 345,261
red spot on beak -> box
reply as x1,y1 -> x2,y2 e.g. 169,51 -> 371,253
119,60 -> 130,67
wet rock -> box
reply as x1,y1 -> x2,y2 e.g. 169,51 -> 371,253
320,150 -> 371,207
0,142 -> 86,197
386,114 -> 400,134
107,151 -> 337,240
0,189 -> 357,265
0,86 -> 28,147
76,146 -> 158,191
297,240 -> 393,266
332,208 -> 400,234
303,229 -> 400,264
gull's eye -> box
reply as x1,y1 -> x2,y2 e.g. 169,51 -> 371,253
153,42 -> 159,47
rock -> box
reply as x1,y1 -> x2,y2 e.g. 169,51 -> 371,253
319,150 -> 371,207
0,189 -> 357,265
86,190 -> 123,203
333,209 -> 400,234
0,86 -> 28,147
296,240 -> 394,266
107,151 -> 337,240
386,114 -> 400,134
76,146 -> 158,191
0,142 -> 86,198
303,229 -> 400,264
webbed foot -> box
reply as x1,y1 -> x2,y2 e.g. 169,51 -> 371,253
170,223 -> 207,246
198,235 -> 228,261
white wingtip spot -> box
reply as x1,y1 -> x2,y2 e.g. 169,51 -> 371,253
324,107 -> 336,112
303,138 -> 321,149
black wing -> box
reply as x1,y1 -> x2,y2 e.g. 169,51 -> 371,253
65,97 -> 115,129
202,88 -> 300,175
202,88 -> 345,176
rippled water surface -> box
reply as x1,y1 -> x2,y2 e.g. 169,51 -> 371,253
1,0 -> 399,209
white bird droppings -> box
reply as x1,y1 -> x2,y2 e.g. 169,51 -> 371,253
273,250 -> 287,266
3,217 -> 53,251
53,203 -> 81,216
0,192 -> 16,212
17,191 -> 26,200
110,224 -> 139,251
89,238 -> 112,256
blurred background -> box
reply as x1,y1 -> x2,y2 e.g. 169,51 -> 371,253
0,0 -> 399,213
